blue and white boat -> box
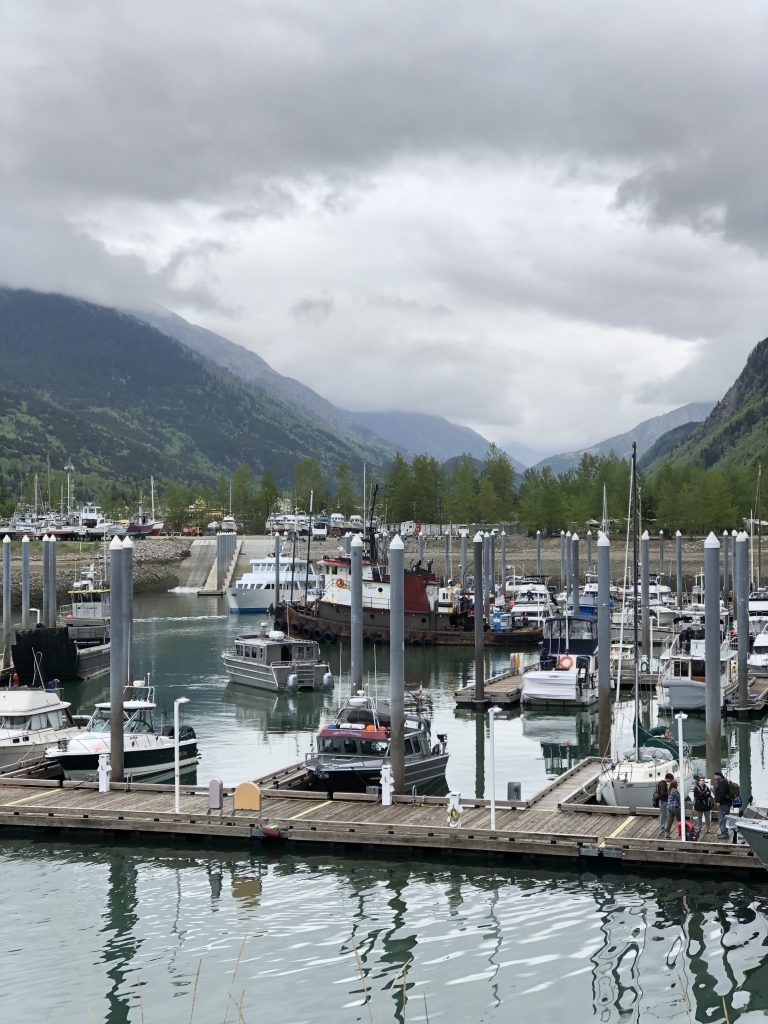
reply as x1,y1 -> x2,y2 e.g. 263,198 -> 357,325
521,614 -> 599,707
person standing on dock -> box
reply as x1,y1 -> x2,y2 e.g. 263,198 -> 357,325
663,780 -> 681,838
692,777 -> 713,835
712,770 -> 733,836
656,772 -> 673,834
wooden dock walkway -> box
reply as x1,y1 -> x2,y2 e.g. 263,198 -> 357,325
454,670 -> 522,709
0,759 -> 761,876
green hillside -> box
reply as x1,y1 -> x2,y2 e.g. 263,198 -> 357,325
0,288 -> 387,495
638,420 -> 701,471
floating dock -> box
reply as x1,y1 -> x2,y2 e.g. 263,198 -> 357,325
0,757 -> 760,875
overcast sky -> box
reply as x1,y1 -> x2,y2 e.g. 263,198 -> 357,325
1,2 -> 766,461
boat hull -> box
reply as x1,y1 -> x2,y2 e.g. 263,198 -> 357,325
305,753 -> 449,793
222,653 -> 331,693
49,739 -> 199,780
521,669 -> 598,708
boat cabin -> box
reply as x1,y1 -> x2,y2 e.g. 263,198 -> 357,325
232,631 -> 320,666
539,614 -> 598,671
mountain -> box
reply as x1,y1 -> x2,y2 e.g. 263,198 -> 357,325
533,402 -> 715,476
0,288 -> 392,492
637,421 -> 702,471
650,337 -> 768,470
342,409 -> 527,472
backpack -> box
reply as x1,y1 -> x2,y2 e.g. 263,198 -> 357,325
729,780 -> 742,809
677,820 -> 699,842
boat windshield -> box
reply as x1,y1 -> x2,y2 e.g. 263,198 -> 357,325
88,708 -> 112,732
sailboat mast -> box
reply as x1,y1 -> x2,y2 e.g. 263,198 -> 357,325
757,463 -> 762,589
632,442 -> 640,761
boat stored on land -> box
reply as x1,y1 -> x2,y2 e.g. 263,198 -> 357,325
221,626 -> 334,694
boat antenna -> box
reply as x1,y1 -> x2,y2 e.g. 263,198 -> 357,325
632,441 -> 640,761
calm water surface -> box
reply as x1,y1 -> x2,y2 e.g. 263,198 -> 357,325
3,591 -> 768,1023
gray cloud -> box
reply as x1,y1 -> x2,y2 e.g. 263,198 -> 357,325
291,295 -> 335,324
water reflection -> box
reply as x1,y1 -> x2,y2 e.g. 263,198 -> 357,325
521,710 -> 598,775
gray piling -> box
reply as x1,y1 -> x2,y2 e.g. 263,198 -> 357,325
536,530 -> 541,577
473,531 -> 485,701
737,721 -> 752,815
474,712 -> 485,800
641,530 -> 650,659
109,536 -> 125,783
704,532 -> 722,777
460,531 -> 468,589
343,533 -> 352,557
571,533 -> 580,615
216,532 -> 225,592
732,529 -> 739,621
418,532 -> 425,564
565,531 -> 572,605
21,535 -> 30,629
489,532 -> 496,601
2,536 -> 10,668
736,531 -> 749,705
444,531 -> 450,581
49,536 -> 57,628
675,530 -> 683,609
350,535 -> 363,691
560,530 -> 565,590
388,535 -> 405,793
722,530 -> 730,606
500,531 -> 507,596
659,530 -> 665,575
41,535 -> 49,627
274,533 -> 280,608
597,532 -> 611,757
122,537 -> 133,685
483,532 -> 491,617
586,530 -> 592,575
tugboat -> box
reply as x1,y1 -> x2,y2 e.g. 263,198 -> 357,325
304,692 -> 448,792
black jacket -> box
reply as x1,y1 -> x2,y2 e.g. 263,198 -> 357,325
713,777 -> 731,805
693,783 -> 713,812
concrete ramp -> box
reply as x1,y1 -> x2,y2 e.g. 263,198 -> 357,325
183,538 -> 216,589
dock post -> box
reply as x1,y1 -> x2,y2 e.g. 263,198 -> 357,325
641,531 -> 650,661
122,537 -> 133,685
350,535 -> 363,691
389,534 -> 405,793
659,530 -> 665,576
216,532 -> 225,592
473,531 -> 485,702
536,530 -> 541,577
2,536 -> 10,668
732,529 -> 739,622
704,532 -> 721,777
565,531 -> 571,606
675,530 -> 683,609
560,530 -> 565,590
48,535 -> 57,628
343,533 -> 352,557
41,535 -> 49,627
722,530 -> 730,606
274,533 -> 280,607
737,720 -> 752,814
21,534 -> 30,629
474,711 -> 485,799
109,536 -> 125,783
736,531 -> 749,705
418,532 -> 425,564
571,533 -> 580,615
483,532 -> 492,619
499,531 -> 507,598
489,531 -> 496,603
459,531 -> 467,590
597,531 -> 611,757
444,530 -> 450,581
586,530 -> 592,575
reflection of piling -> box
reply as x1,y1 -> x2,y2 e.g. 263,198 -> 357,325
704,532 -> 721,776
350,535 -> 363,691
389,535 -> 405,793
109,536 -> 125,783
736,531 -> 749,705
2,536 -> 10,668
572,533 -> 580,615
473,531 -> 485,701
597,532 -> 611,757
536,530 -> 541,577
122,537 -> 133,685
21,535 -> 30,629
675,530 -> 683,609
641,531 -> 650,660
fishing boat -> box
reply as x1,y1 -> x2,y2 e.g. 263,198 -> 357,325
0,659 -> 83,770
304,692 -> 448,792
221,626 -> 334,693
11,566 -> 110,684
44,681 -> 199,780
656,625 -> 735,712
520,614 -> 599,707
225,553 -> 320,613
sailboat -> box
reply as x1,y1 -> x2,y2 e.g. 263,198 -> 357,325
597,442 -> 693,812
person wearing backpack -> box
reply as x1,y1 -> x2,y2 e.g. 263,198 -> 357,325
712,770 -> 732,836
663,780 -> 681,838
655,773 -> 673,835
692,776 -> 713,835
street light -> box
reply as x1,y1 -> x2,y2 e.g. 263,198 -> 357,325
488,706 -> 502,830
675,712 -> 688,842
174,697 -> 190,813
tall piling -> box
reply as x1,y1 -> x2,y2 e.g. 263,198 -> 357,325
704,532 -> 722,777
500,531 -> 507,596
418,532 -> 425,565
736,531 -> 749,706
641,531 -> 650,660
274,533 -> 281,609
483,533 -> 491,618
21,535 -> 30,629
41,536 -> 50,627
216,532 -> 225,592
2,536 -> 10,668
489,532 -> 496,602
560,531 -> 565,590
48,536 -> 57,628
586,530 -> 592,575
444,531 -> 450,581
597,532 -> 612,757
536,530 -> 541,577
350,535 -> 363,691
675,530 -> 683,608
459,531 -> 468,589
732,529 -> 739,621
722,530 -> 730,606
659,530 -> 665,575
473,531 -> 485,702
571,533 -> 580,615
389,535 -> 405,793
109,536 -> 125,783
122,537 -> 133,685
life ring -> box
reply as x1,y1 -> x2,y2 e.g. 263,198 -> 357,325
559,655 -> 574,670
448,806 -> 461,824
640,657 -> 649,673
335,578 -> 346,589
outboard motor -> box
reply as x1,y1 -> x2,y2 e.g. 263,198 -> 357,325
322,672 -> 334,689
287,673 -> 299,690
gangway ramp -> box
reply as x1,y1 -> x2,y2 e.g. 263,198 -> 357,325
183,538 -> 216,589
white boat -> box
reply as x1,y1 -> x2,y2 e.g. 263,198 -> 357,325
748,588 -> 768,634
656,626 -> 735,712
505,582 -> 557,628
221,626 -> 334,693
0,671 -> 83,770
220,515 -> 237,533
225,554 -> 320,613
748,624 -> 768,676
44,681 -> 199,780
521,614 -> 599,707
598,743 -> 693,812
731,807 -> 768,865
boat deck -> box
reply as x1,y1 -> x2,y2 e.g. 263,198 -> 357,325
0,757 -> 760,875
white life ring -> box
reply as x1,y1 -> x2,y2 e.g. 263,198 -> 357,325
559,655 -> 574,670
640,656 -> 649,673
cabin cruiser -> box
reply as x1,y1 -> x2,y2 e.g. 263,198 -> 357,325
0,665 -> 83,770
304,693 -> 448,792
521,614 -> 599,707
221,626 -> 334,693
504,581 -> 557,628
656,626 -> 735,712
44,681 -> 199,780
226,554 -> 320,613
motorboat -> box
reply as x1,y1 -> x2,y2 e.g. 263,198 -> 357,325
521,614 -> 599,707
656,625 -> 735,712
221,626 -> 334,693
304,692 -> 448,792
731,806 -> 768,866
44,680 -> 199,780
226,554 -> 320,613
748,623 -> 768,676
0,663 -> 83,770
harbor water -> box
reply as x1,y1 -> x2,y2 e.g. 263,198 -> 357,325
3,591 -> 768,1023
